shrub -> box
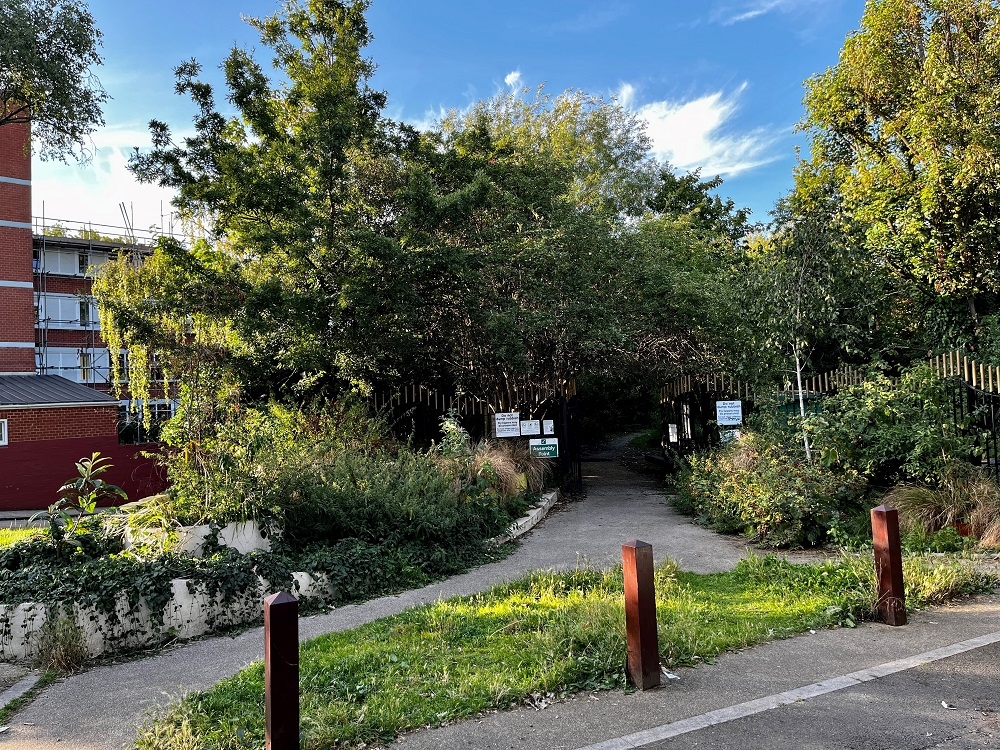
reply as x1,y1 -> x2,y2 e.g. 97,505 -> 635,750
802,364 -> 978,487
679,431 -> 859,547
886,461 -> 1000,548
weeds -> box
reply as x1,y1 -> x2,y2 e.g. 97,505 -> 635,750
33,612 -> 88,673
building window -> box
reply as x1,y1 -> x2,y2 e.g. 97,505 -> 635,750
79,351 -> 93,382
119,400 -> 175,445
79,298 -> 90,327
0,419 -> 7,446
117,350 -> 129,381
78,252 -> 89,275
32,248 -> 41,271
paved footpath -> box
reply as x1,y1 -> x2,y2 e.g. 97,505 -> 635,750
5,448 -> 1000,749
3,445 -> 747,749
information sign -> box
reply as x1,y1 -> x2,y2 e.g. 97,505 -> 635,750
543,420 -> 555,435
716,400 -> 743,426
519,420 -> 541,435
493,412 -> 521,438
668,424 -> 679,443
529,438 -> 559,458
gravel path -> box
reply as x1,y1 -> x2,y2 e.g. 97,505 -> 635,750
3,441 -> 748,749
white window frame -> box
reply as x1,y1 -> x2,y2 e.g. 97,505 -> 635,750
0,419 -> 7,446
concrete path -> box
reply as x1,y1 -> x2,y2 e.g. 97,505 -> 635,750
2,443 -> 747,749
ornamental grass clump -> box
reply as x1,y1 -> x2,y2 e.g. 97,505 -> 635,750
886,461 -> 1000,548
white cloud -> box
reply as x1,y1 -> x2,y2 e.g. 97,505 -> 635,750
504,70 -> 522,89
31,124 -> 179,236
623,83 -> 777,177
713,0 -> 827,25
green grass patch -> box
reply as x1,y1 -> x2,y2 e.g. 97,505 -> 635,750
627,428 -> 661,451
137,554 -> 997,750
0,528 -> 41,549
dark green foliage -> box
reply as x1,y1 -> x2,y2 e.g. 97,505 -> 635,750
0,0 -> 107,161
802,364 -> 978,487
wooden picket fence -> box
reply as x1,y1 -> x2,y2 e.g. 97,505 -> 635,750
931,349 -> 1000,394
374,378 -> 577,416
660,364 -> 866,404
661,349 -> 1000,404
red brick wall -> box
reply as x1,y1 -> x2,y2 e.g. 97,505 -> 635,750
0,438 -> 166,511
0,285 -> 34,335
0,182 -> 29,223
0,121 -> 30,182
38,330 -> 106,346
0,405 -> 119,442
1,120 -> 34,373
0,349 -> 34,372
0,227 -> 32,282
37,276 -> 92,295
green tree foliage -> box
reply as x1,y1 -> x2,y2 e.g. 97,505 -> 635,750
0,0 -> 107,161
802,0 -> 1000,330
104,0 -> 414,403
646,165 -> 756,248
98,0 -> 753,436
442,87 -> 656,221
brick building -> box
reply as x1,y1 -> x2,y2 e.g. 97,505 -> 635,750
0,121 -> 165,511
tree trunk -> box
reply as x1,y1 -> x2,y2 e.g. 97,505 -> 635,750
794,344 -> 812,462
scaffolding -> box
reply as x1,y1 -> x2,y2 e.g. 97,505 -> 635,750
31,202 -> 179,389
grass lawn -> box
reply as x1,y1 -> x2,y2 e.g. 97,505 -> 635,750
137,553 -> 997,750
0,527 -> 41,549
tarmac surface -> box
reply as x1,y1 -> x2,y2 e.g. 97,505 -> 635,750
2,438 -> 999,749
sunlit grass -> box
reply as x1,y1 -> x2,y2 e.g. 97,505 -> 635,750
0,527 -> 41,548
137,553 -> 997,750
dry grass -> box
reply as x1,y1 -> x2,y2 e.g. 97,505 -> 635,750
886,462 -> 1000,547
33,614 -> 88,673
471,439 -> 553,494
438,435 -> 554,498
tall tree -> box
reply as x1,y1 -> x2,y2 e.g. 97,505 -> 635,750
802,0 -> 1000,335
104,0 -> 415,402
0,0 -> 107,161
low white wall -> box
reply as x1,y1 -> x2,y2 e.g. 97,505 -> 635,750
0,497 -> 554,662
0,570 -> 334,661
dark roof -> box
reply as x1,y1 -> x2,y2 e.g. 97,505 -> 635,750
0,375 -> 118,407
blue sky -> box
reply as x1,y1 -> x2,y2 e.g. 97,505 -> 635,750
32,0 -> 865,235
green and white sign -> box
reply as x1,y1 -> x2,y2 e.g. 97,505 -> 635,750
529,438 -> 559,458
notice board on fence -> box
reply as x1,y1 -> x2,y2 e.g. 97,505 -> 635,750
715,400 -> 743,426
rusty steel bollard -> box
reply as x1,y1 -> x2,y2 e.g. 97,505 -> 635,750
622,540 -> 660,689
264,591 -> 300,750
871,505 -> 906,626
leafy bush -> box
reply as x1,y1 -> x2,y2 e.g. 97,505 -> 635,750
679,430 -> 860,547
802,364 -> 977,487
158,400 -> 387,525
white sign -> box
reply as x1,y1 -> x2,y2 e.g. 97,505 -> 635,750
529,438 -> 559,458
720,428 -> 741,445
716,400 -> 743,426
493,412 -> 521,438
519,420 -> 541,436
543,420 -> 555,435
668,423 -> 679,443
